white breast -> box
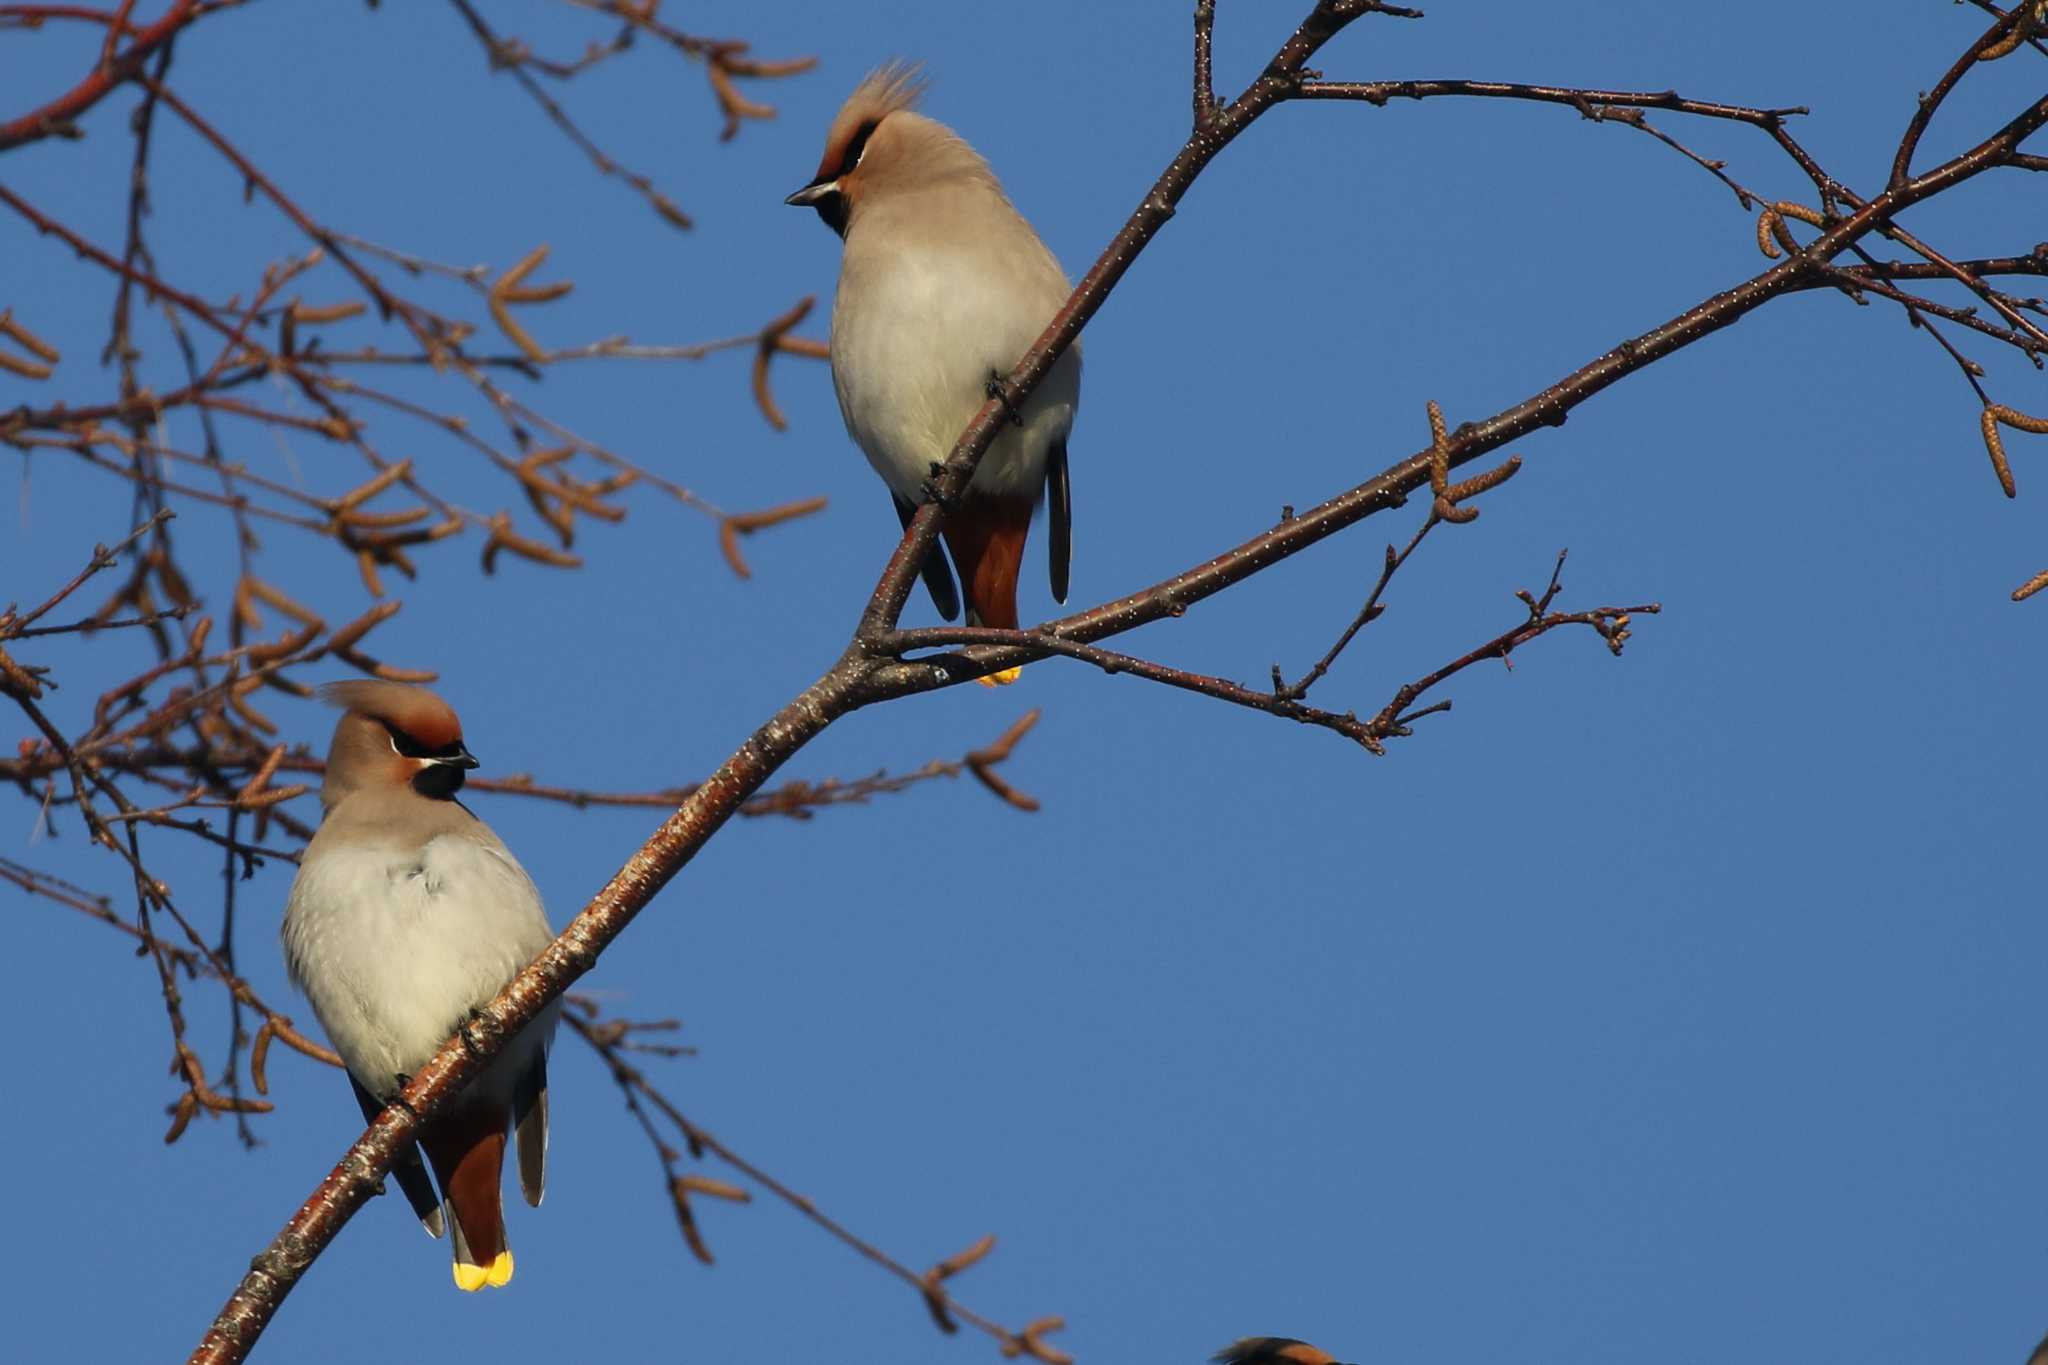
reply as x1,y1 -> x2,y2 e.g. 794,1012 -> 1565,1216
282,827 -> 557,1099
830,192 -> 1081,506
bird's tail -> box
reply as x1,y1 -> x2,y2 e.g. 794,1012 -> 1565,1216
422,1105 -> 515,1291
941,494 -> 1033,686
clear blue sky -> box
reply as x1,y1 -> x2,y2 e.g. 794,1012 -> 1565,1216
5,3 -> 2046,1362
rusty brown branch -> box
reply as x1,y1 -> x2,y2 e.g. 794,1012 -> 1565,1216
446,0 -> 694,229
0,0 -> 205,153
113,1 -> 2043,1356
566,1009 -> 1055,1359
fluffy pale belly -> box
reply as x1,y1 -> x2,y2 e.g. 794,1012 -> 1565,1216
283,838 -> 555,1095
831,272 -> 1079,506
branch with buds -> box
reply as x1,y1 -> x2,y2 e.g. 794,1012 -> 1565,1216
565,1006 -> 1072,1363
6,526 -> 1046,1154
3,4 -> 834,615
878,403 -> 1657,754
11,0 -> 2015,1358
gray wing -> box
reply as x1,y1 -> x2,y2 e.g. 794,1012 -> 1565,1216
513,1045 -> 549,1207
1046,438 -> 1071,604
893,494 -> 962,620
351,1074 -> 445,1237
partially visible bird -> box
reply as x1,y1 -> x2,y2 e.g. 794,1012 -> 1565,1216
787,63 -> 1081,684
282,680 -> 559,1292
1213,1338 -> 1354,1365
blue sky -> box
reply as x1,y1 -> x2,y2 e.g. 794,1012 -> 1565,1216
5,3 -> 2047,1362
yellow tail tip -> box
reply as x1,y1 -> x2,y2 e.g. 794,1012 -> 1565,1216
451,1250 -> 515,1291
975,666 -> 1022,687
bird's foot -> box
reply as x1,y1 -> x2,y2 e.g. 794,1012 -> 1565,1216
457,1009 -> 492,1059
385,1079 -> 421,1121
920,462 -> 959,511
986,370 -> 1024,427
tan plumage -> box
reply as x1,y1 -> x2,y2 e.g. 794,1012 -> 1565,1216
807,62 -> 927,187
1212,1338 -> 1351,1365
282,681 -> 558,1291
789,63 -> 1082,680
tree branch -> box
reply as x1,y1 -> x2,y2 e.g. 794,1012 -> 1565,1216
177,3 -> 2048,1357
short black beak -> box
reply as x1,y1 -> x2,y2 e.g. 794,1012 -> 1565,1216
784,181 -> 835,207
431,744 -> 480,771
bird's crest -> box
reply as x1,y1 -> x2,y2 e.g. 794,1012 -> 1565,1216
1213,1340 -> 1340,1365
319,679 -> 463,750
813,61 -> 926,183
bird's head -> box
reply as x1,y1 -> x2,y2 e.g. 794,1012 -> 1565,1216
785,62 -> 993,237
318,680 -> 478,808
1212,1340 -> 1349,1365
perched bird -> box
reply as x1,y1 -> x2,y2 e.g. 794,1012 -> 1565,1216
787,63 -> 1081,683
1213,1338 -> 1354,1365
282,681 -> 558,1292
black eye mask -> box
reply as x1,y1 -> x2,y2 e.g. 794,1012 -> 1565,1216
384,724 -> 469,763
834,119 -> 880,181
383,723 -> 478,799
794,118 -> 881,238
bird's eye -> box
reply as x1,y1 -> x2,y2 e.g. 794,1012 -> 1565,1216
835,119 -> 881,179
382,723 -> 462,761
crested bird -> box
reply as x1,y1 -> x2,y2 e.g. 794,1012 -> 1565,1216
787,63 -> 1081,685
1212,1338 -> 1354,1365
282,680 -> 558,1292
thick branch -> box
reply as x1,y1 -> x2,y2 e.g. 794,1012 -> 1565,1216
852,0 -> 1422,642
183,5 -> 1425,1358
186,670 -> 857,1363
182,8 -> 2048,1359
862,88 -> 2048,690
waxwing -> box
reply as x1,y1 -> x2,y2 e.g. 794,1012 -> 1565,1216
1212,1339 -> 1354,1365
281,681 -> 558,1291
787,63 -> 1082,684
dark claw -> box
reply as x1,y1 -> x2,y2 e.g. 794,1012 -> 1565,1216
921,462 -> 959,510
385,1079 -> 421,1121
458,1009 -> 490,1059
986,370 -> 1024,426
